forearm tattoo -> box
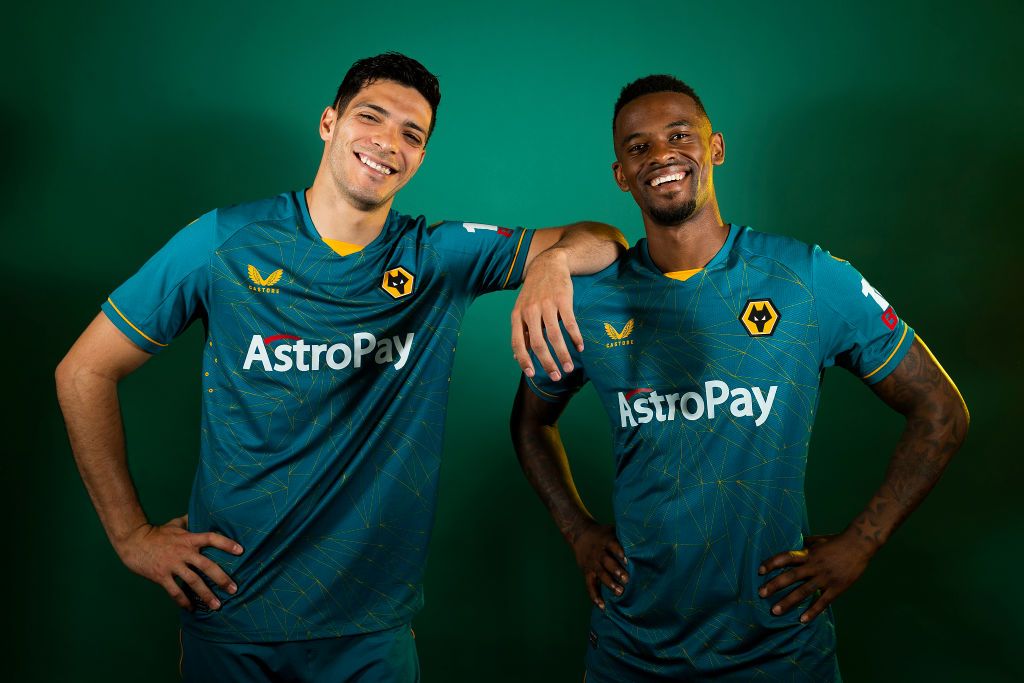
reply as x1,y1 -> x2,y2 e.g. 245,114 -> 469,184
851,339 -> 969,549
511,384 -> 592,543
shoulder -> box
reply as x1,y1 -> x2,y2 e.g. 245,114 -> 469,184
731,225 -> 845,281
423,218 -> 512,240
732,225 -> 816,263
571,242 -> 644,297
212,192 -> 302,239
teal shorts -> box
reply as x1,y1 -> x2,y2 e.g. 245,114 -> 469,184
179,624 -> 419,683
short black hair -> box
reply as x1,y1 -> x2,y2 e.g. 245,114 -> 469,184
613,75 -> 707,132
332,52 -> 441,139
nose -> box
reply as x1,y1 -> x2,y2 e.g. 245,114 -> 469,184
649,139 -> 677,164
370,123 -> 401,155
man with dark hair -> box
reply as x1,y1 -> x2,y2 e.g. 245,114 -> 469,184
55,52 -> 625,682
511,74 -> 968,681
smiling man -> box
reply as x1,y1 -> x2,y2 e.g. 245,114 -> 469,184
55,53 -> 624,682
511,75 -> 969,681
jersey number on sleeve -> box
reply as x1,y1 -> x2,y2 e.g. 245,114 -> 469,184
861,277 -> 899,330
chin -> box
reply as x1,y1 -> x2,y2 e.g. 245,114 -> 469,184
647,198 -> 698,226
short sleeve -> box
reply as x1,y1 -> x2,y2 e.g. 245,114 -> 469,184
426,221 -> 534,297
813,247 -> 915,384
101,211 -> 217,354
523,324 -> 589,403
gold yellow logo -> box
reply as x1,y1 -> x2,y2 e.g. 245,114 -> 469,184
381,266 -> 415,299
604,319 -> 635,348
248,265 -> 284,294
740,299 -> 780,336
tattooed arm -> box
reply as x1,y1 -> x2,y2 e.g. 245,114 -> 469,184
758,337 -> 969,622
510,377 -> 628,610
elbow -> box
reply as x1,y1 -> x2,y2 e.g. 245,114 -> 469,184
54,353 -> 77,399
914,388 -> 970,458
943,378 -> 970,450
55,353 -> 106,405
952,393 -> 970,448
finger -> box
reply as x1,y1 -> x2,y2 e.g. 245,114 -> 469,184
178,566 -> 222,610
771,581 -> 819,616
608,538 -> 627,565
585,572 -> 604,610
760,566 -> 811,598
189,554 -> 237,594
526,309 -> 560,381
800,588 -> 835,624
169,514 -> 188,530
161,578 -> 193,610
804,535 -> 829,547
597,568 -> 624,596
510,312 -> 534,377
758,549 -> 810,575
541,306 -> 575,374
561,306 -> 584,353
194,532 -> 244,555
601,553 -> 629,585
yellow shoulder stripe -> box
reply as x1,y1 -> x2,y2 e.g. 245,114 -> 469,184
862,324 -> 908,380
501,229 -> 528,289
527,374 -> 561,400
106,298 -> 168,347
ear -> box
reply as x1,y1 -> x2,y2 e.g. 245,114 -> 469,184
710,131 -> 725,166
319,106 -> 337,142
612,161 -> 630,192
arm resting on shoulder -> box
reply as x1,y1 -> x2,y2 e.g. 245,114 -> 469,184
512,222 -> 628,381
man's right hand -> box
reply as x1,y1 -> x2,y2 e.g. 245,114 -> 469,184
114,514 -> 243,611
570,522 -> 629,610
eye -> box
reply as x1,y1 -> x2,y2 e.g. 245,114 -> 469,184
404,132 -> 423,146
358,112 -> 379,122
670,132 -> 690,141
628,143 -> 648,154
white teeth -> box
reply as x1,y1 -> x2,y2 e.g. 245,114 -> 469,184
359,154 -> 393,175
650,172 -> 685,187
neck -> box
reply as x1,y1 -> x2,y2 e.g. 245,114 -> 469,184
643,200 -> 728,273
305,166 -> 393,244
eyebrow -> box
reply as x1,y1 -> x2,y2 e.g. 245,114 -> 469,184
621,120 -> 696,146
354,102 -> 427,136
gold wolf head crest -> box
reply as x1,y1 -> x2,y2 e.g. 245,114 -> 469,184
248,265 -> 283,287
604,319 -> 634,340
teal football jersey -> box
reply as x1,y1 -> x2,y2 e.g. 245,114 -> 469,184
527,225 -> 913,682
102,190 -> 533,642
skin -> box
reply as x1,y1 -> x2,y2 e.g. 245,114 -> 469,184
56,77 -> 625,611
510,377 -> 628,610
510,89 -> 969,621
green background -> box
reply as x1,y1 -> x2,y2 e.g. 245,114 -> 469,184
5,1 -> 1021,680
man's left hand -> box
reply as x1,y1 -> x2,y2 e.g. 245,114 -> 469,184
511,249 -> 583,381
757,532 -> 874,623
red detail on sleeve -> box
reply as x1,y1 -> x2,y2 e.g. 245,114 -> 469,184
625,388 -> 653,400
264,334 -> 300,344
881,307 -> 898,330
497,227 -> 513,237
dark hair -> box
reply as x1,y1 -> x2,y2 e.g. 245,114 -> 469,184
612,75 -> 707,132
332,52 -> 441,139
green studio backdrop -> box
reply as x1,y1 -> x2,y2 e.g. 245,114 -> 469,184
4,1 -> 1021,680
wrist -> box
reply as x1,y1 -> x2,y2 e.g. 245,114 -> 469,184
562,515 -> 597,546
110,520 -> 151,555
840,525 -> 885,559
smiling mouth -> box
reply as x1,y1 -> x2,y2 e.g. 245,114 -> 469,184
356,152 -> 396,176
648,171 -> 688,187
